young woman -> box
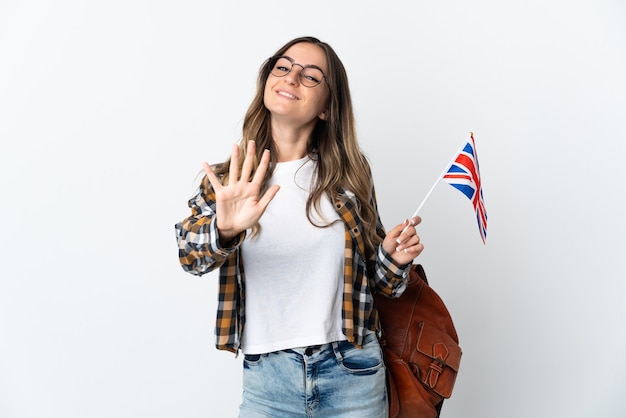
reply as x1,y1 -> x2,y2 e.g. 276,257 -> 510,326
175,36 -> 424,418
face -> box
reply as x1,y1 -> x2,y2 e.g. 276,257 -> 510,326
263,42 -> 330,128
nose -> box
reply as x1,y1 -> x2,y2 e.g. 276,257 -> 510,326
284,63 -> 305,86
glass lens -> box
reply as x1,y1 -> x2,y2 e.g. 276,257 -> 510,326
300,67 -> 323,87
270,57 -> 292,77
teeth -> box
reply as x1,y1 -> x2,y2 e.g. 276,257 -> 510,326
278,91 -> 297,99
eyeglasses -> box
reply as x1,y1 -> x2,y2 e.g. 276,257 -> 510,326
268,56 -> 327,88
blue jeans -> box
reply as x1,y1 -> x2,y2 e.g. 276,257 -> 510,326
239,333 -> 388,418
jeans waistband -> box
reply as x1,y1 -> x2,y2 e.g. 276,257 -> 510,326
287,333 -> 378,357
286,341 -> 339,357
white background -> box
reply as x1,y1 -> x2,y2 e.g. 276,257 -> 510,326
1,1 -> 625,417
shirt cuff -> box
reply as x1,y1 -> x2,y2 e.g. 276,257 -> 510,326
209,219 -> 246,257
378,246 -> 411,276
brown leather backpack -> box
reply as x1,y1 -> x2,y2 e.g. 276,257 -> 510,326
374,264 -> 462,418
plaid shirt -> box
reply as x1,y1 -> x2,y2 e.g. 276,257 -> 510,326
175,175 -> 410,354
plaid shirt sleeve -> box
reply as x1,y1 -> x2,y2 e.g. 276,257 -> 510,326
371,245 -> 410,297
174,176 -> 245,276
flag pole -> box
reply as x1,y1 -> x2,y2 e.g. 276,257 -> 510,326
402,132 -> 473,232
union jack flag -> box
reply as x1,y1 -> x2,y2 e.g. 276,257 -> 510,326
442,133 -> 488,243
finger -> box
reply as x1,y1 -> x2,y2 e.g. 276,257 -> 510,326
396,219 -> 417,244
396,236 -> 424,252
389,218 -> 409,237
240,140 -> 256,182
252,148 -> 271,185
258,184 -> 281,209
395,234 -> 421,252
228,143 -> 240,182
202,161 -> 222,191
400,216 -> 421,234
402,243 -> 425,256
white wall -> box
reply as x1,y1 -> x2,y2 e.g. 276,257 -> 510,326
1,1 -> 625,417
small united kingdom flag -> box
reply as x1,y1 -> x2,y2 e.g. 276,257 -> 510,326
442,133 -> 488,243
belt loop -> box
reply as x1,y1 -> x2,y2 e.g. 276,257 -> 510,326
331,341 -> 343,362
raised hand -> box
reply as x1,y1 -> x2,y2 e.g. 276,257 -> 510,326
382,216 -> 424,266
203,141 -> 280,242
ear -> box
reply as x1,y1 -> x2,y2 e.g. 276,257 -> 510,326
318,109 -> 328,121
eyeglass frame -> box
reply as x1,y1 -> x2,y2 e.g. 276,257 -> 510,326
267,55 -> 328,88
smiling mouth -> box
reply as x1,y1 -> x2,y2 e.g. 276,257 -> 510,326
278,91 -> 298,100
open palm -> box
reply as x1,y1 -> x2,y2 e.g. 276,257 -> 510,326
203,141 -> 280,242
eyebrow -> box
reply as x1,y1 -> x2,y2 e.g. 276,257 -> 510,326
281,55 -> 326,73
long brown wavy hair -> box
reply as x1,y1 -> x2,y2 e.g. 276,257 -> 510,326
212,36 -> 382,254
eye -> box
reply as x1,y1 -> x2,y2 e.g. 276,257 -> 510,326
303,74 -> 320,83
273,57 -> 292,74
301,67 -> 324,85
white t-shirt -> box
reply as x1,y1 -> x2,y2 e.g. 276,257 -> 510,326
240,156 -> 346,355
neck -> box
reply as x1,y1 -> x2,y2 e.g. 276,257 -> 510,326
271,120 -> 315,162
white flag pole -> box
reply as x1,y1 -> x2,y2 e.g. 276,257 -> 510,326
402,132 -> 473,232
